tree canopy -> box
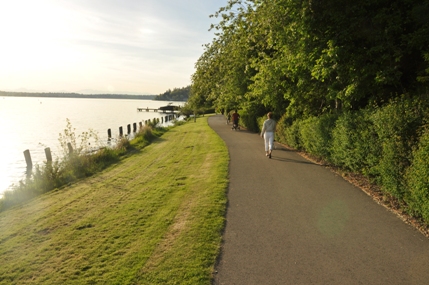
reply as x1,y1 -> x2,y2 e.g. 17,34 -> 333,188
190,0 -> 429,119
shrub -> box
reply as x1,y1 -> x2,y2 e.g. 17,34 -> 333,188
330,110 -> 380,176
371,96 -> 429,199
299,114 -> 337,159
239,111 -> 259,132
283,119 -> 302,150
405,128 -> 429,222
239,102 -> 268,133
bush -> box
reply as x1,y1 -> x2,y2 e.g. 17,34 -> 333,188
275,94 -> 429,225
239,102 -> 268,133
299,114 -> 337,159
240,111 -> 259,132
276,112 -> 303,149
405,128 -> 429,223
330,110 -> 381,176
371,96 -> 429,199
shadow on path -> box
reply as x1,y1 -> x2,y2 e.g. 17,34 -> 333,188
208,114 -> 429,285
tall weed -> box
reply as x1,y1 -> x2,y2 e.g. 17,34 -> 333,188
0,121 -> 160,212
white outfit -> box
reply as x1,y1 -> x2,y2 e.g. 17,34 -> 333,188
261,119 -> 276,152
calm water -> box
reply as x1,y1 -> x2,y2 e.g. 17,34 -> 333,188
0,97 -> 184,195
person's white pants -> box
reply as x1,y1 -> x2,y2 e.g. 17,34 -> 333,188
264,131 -> 274,152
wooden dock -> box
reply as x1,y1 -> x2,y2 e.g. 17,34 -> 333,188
137,104 -> 180,113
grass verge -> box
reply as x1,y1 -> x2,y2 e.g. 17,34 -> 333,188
0,116 -> 229,285
0,122 -> 165,212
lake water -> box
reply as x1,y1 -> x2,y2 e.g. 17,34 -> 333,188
0,97 -> 184,196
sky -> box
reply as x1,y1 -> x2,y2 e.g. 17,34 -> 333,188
0,0 -> 228,95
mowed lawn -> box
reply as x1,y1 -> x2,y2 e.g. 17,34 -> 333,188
0,116 -> 229,285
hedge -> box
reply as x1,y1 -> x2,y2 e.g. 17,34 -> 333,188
276,95 -> 429,223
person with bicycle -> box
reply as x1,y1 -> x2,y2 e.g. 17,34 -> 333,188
231,110 -> 240,130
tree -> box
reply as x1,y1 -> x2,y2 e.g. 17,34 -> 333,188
191,0 -> 429,120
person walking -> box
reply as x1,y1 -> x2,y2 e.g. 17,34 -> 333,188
260,112 -> 276,158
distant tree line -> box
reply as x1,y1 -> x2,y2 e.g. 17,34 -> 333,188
0,91 -> 155,100
154,86 -> 190,101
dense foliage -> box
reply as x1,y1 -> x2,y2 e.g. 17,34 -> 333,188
190,0 -> 429,118
155,86 -> 191,101
277,96 -> 429,221
190,0 -> 429,224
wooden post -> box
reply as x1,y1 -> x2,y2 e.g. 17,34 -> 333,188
139,122 -> 143,130
119,126 -> 123,137
67,143 -> 73,154
133,123 -> 137,132
127,124 -> 131,134
44,147 -> 52,162
107,129 -> 112,139
23,149 -> 33,169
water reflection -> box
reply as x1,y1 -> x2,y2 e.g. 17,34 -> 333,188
0,97 -> 184,195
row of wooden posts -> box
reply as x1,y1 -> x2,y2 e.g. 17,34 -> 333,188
23,114 -> 178,170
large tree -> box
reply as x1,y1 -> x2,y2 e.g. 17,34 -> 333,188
191,0 -> 429,119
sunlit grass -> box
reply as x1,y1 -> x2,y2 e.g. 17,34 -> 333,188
0,116 -> 229,284
0,120 -> 166,212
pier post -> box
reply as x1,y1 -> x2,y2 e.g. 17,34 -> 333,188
108,129 -> 112,140
139,122 -> 143,130
44,147 -> 52,162
133,123 -> 137,133
119,126 -> 123,137
67,143 -> 73,154
23,149 -> 33,169
127,124 -> 131,134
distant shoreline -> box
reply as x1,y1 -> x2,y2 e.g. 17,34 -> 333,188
0,91 -> 156,100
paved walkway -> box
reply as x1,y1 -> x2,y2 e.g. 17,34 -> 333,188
208,114 -> 429,285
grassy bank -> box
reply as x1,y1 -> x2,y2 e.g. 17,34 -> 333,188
0,116 -> 229,285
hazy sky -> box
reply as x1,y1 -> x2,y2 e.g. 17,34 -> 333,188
0,0 -> 228,95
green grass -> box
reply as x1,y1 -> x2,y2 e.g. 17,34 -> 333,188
0,116 -> 229,285
0,123 -> 164,212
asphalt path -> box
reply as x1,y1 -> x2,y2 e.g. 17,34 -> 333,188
208,114 -> 429,285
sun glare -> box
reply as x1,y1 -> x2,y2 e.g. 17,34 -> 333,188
0,1 -> 87,74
